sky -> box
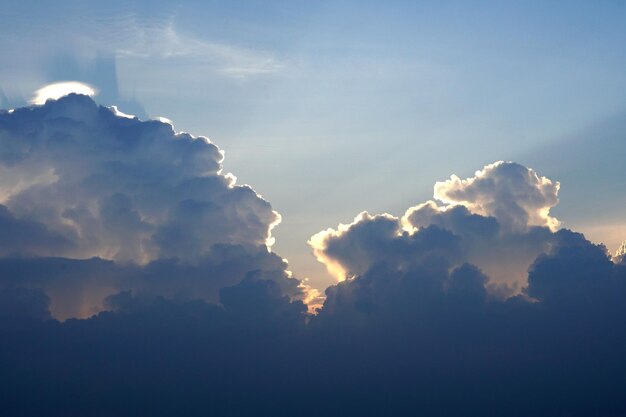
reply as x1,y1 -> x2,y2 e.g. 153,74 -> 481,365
2,2 -> 626,415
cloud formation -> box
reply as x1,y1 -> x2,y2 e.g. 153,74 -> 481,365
2,96 -> 626,416
30,81 -> 96,105
1,94 -> 280,261
0,94 -> 299,318
3,227 -> 626,417
311,162 -> 561,294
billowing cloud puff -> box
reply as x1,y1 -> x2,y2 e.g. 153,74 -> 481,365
614,241 -> 626,264
433,161 -> 560,231
0,94 -> 278,262
310,211 -> 462,281
0,95 -> 300,318
311,162 -> 562,294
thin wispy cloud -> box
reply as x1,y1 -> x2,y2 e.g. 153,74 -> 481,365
114,21 -> 284,78
0,8 -> 284,105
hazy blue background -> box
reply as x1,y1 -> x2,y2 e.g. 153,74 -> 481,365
2,0 -> 626,290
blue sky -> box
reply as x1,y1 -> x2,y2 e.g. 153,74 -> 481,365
2,0 -> 626,290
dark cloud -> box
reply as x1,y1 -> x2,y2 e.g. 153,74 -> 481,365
0,244 -> 298,319
0,287 -> 51,322
1,97 -> 626,416
3,233 -> 626,416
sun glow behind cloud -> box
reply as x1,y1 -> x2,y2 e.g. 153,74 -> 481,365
30,81 -> 96,105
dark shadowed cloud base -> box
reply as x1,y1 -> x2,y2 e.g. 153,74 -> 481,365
1,96 -> 626,416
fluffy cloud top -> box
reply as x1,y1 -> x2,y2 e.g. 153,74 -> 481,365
0,95 -> 299,318
0,94 -> 279,262
433,161 -> 560,231
311,162 -> 562,294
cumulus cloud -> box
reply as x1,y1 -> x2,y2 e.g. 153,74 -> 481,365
1,94 -> 280,262
2,97 -> 626,416
0,94 -> 299,318
311,162 -> 561,294
310,211 -> 462,282
434,161 -> 560,231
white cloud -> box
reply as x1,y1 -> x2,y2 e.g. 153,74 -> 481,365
0,94 -> 281,263
31,81 -> 96,105
113,21 -> 283,78
311,162 -> 563,296
433,161 -> 560,232
0,95 -> 303,318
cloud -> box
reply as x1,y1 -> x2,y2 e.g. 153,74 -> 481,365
433,161 -> 560,231
30,81 -> 96,105
310,211 -> 462,282
0,287 -> 52,322
112,20 -> 283,78
2,98 -> 626,416
4,229 -> 626,416
0,204 -> 75,257
0,94 -> 278,262
0,94 -> 299,318
311,162 -> 561,294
